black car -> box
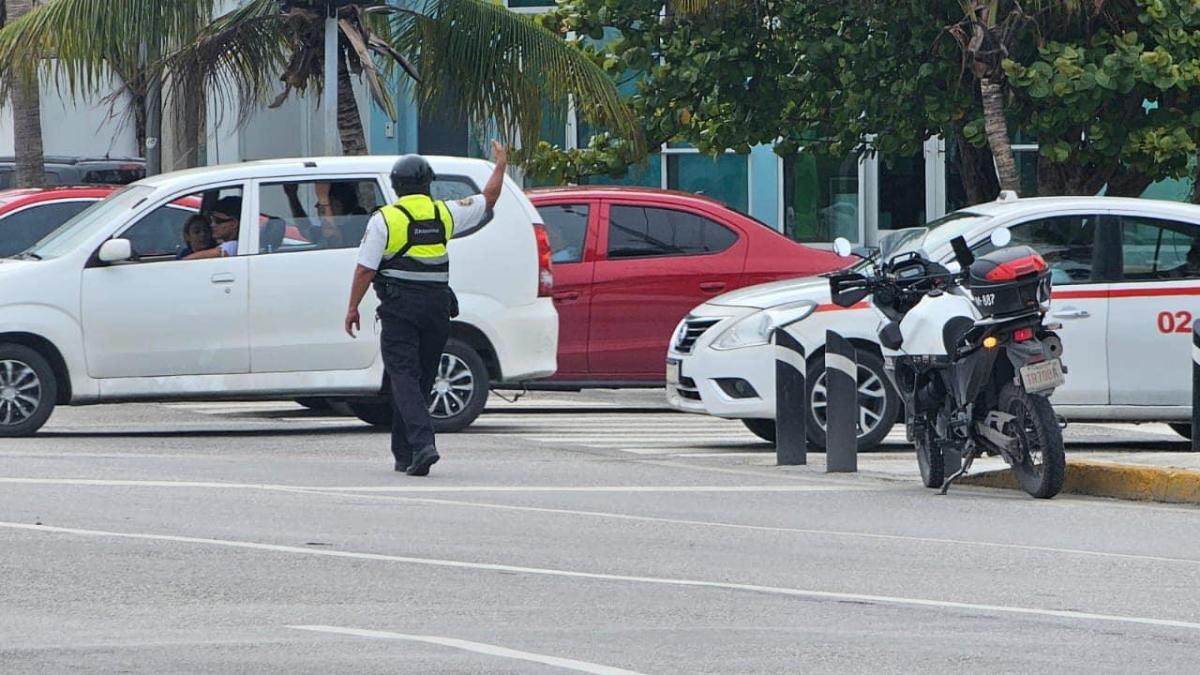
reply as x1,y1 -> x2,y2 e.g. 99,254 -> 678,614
0,156 -> 145,188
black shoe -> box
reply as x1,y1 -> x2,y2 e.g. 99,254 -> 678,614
406,445 -> 440,476
394,460 -> 408,473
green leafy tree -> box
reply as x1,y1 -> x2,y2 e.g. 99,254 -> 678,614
535,0 -> 1200,203
0,0 -> 643,168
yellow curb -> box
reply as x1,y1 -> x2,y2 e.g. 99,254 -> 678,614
959,460 -> 1200,504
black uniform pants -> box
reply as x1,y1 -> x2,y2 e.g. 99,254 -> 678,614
376,283 -> 452,468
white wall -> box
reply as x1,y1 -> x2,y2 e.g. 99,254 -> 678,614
0,72 -> 139,159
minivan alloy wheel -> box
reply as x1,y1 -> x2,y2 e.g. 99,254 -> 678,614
0,359 -> 40,425
429,353 -> 475,419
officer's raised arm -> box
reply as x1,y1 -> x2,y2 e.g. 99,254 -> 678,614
482,139 -> 508,211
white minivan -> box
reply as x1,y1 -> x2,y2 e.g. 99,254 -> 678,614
0,156 -> 558,436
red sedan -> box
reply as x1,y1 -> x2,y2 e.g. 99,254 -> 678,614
528,186 -> 845,384
0,186 -> 117,257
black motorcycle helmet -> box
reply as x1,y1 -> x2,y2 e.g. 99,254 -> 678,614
390,155 -> 435,196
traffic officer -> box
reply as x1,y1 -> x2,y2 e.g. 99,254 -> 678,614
345,141 -> 507,476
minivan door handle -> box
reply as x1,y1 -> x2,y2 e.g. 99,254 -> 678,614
553,290 -> 581,303
211,273 -> 235,284
700,281 -> 727,293
1051,308 -> 1090,319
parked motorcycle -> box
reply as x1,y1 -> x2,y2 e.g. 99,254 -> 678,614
827,229 -> 1067,498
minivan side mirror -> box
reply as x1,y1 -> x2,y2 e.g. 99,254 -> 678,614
98,238 -> 133,263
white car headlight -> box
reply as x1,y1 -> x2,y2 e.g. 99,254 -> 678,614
711,301 -> 817,351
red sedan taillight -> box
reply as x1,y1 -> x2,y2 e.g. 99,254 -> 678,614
533,223 -> 554,297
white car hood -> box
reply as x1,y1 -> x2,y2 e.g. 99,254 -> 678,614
707,276 -> 832,310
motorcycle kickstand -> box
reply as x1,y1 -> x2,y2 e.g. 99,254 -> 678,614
938,444 -> 978,495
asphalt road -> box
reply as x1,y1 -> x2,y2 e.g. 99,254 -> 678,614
2,394 -> 1199,674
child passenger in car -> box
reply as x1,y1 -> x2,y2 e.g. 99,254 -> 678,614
176,215 -> 216,260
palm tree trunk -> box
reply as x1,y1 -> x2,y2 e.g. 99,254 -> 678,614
172,74 -> 204,170
335,49 -> 368,157
5,0 -> 43,188
979,76 -> 1020,195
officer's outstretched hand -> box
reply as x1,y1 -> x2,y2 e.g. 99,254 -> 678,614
345,308 -> 360,338
491,139 -> 507,165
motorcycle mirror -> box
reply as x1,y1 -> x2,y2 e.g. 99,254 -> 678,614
990,228 -> 1012,248
832,237 -> 853,258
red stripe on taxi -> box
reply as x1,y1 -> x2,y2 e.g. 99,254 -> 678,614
815,301 -> 870,312
1052,287 -> 1200,301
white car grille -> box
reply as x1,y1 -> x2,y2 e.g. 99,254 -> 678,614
675,317 -> 720,353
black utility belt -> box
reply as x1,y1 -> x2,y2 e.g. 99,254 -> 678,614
374,278 -> 448,293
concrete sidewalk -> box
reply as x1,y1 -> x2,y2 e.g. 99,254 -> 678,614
778,423 -> 1200,505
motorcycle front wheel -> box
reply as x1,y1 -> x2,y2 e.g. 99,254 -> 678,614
1001,386 -> 1066,499
913,422 -> 944,489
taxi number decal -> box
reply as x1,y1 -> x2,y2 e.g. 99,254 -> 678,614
1156,310 -> 1193,334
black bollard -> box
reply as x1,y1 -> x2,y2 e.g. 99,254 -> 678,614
824,330 -> 858,473
1193,320 -> 1200,453
774,328 -> 807,466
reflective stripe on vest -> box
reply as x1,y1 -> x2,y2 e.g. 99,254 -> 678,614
379,195 -> 455,284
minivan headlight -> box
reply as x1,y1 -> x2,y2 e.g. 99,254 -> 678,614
711,301 -> 817,351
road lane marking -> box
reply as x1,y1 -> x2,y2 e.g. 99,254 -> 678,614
4,521 -> 1200,633
286,489 -> 1200,568
0,477 -> 865,493
287,625 -> 647,675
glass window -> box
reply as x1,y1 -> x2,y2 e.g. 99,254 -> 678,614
607,205 -> 737,259
666,153 -> 749,212
976,215 -> 1099,286
582,157 -> 662,189
0,201 -> 94,257
430,176 -> 479,202
537,204 -> 589,264
119,186 -> 241,261
878,154 -> 926,231
1120,216 -> 1200,281
257,179 -> 383,254
82,167 -> 145,184
783,153 -> 859,243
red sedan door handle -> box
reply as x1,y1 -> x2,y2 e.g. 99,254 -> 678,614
553,290 -> 581,303
699,281 -> 727,293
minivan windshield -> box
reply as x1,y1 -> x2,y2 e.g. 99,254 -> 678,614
23,185 -> 153,259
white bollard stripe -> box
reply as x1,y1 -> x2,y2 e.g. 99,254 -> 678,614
775,345 -> 806,375
1192,343 -> 1200,367
825,352 -> 857,377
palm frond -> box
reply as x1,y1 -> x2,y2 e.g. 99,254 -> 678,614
0,0 -> 214,95
398,0 -> 645,157
339,15 -> 395,120
163,0 -> 292,127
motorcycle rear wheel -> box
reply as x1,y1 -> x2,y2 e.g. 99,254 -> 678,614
1001,387 -> 1066,499
913,422 -> 944,489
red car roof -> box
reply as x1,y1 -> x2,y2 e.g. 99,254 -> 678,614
0,185 -> 119,214
527,185 -> 735,208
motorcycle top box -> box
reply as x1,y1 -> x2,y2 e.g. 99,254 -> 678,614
967,245 -> 1051,318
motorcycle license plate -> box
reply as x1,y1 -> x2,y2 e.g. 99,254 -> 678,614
666,359 -> 681,385
1020,359 -> 1064,394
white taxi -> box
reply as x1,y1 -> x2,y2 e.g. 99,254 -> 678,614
0,156 -> 557,437
667,194 -> 1200,449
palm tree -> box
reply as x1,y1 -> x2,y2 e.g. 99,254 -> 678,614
948,1 -> 1092,195
3,0 -> 45,188
0,0 -> 642,168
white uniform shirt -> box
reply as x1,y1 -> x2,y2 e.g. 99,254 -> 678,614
356,195 -> 489,271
